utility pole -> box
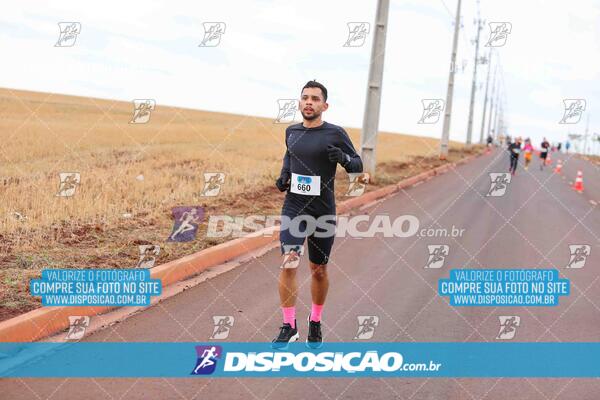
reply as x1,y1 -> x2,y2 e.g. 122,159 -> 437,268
478,48 -> 493,143
486,62 -> 498,140
493,101 -> 501,140
439,0 -> 462,159
360,0 -> 390,179
466,12 -> 482,146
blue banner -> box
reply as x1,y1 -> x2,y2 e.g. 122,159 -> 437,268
1,342 -> 599,378
30,269 -> 162,307
438,269 -> 570,306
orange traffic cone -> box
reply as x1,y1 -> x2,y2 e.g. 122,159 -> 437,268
573,170 -> 584,193
554,160 -> 562,174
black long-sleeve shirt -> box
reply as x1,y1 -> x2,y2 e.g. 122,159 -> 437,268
279,121 -> 363,214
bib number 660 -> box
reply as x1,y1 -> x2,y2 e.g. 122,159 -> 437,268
297,183 -> 311,192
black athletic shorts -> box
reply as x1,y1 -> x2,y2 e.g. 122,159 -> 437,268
279,196 -> 336,265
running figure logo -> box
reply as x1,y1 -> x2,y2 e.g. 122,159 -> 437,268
281,245 -> 304,269
168,206 -> 204,242
191,345 -> 222,375
559,99 -> 586,124
485,22 -> 512,47
200,172 -> 226,197
130,99 -> 155,124
496,315 -> 520,340
199,22 -> 226,47
566,245 -> 591,269
275,99 -> 299,124
55,22 -> 81,47
56,172 -> 81,197
210,316 -> 235,340
425,245 -> 449,269
345,172 -> 370,196
354,315 -> 379,340
65,316 -> 90,340
137,245 -> 160,269
343,22 -> 370,47
418,99 -> 445,124
486,173 -> 512,197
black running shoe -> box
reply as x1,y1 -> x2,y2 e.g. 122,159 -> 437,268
306,314 -> 323,349
271,320 -> 299,350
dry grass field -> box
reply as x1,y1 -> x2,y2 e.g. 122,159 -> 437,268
0,87 -> 478,321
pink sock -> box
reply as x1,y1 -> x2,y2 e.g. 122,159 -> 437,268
311,303 -> 324,322
282,306 -> 296,328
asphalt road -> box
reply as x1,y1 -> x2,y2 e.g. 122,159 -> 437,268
2,148 -> 599,399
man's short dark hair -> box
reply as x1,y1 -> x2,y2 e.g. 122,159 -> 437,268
302,80 -> 328,102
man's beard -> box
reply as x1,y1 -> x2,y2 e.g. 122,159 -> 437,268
301,110 -> 321,121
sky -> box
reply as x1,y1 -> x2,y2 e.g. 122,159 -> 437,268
1,0 -> 599,153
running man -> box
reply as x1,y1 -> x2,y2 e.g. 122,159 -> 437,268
273,80 -> 363,349
508,136 -> 522,175
539,137 -> 550,170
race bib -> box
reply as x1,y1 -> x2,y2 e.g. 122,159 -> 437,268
512,148 -> 520,154
290,173 -> 320,196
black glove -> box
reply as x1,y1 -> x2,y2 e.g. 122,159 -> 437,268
327,145 -> 349,165
275,172 -> 290,192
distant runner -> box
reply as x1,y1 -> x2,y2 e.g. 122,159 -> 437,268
523,138 -> 534,170
273,80 -> 363,349
508,136 -> 522,175
539,137 -> 550,170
